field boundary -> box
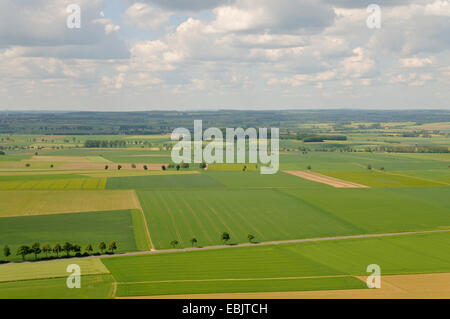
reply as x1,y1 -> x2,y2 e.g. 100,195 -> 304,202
132,190 -> 155,251
116,274 -> 355,285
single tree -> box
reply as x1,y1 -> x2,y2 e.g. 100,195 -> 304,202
3,245 -> 11,261
367,164 -> 372,170
247,234 -> 255,243
190,238 -> 198,247
379,166 -> 385,171
63,242 -> 72,257
42,243 -> 51,258
99,242 -> 106,254
16,245 -> 30,261
162,165 -> 166,171
307,165 -> 312,170
176,165 -> 181,171
131,163 -> 136,168
105,165 -> 109,170
143,165 -> 148,170
109,240 -> 117,253
85,244 -> 93,255
221,232 -> 230,244
31,242 -> 41,260
53,243 -> 62,257
170,240 -> 179,248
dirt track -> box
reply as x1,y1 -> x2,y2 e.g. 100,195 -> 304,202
284,170 -> 369,188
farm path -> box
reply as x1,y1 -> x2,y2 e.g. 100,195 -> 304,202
106,229 -> 449,258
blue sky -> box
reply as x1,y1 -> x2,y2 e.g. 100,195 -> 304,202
0,0 -> 449,110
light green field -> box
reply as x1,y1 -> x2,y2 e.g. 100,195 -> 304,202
0,177 -> 106,190
101,232 -> 450,297
0,275 -> 114,299
106,174 -> 224,190
0,190 -> 140,217
318,170 -> 445,187
281,186 -> 450,234
208,163 -> 257,171
0,210 -> 138,261
0,258 -> 108,283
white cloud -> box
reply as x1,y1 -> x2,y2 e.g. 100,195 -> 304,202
124,3 -> 172,30
0,0 -> 449,109
400,57 -> 434,68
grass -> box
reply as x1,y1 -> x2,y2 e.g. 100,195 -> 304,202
0,210 -> 138,261
0,190 -> 141,217
101,232 -> 450,297
137,188 -> 363,249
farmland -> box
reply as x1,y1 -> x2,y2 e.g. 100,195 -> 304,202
0,110 -> 449,298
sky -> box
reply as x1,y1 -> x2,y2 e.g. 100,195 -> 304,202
0,0 -> 449,111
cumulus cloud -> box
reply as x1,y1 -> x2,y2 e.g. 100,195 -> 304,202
124,3 -> 172,30
0,0 -> 127,59
0,0 -> 449,109
142,0 -> 235,11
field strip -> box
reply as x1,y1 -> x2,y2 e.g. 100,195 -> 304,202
382,171 -> 450,186
125,272 -> 450,299
284,170 -> 370,188
116,274 -> 353,285
131,190 -> 155,251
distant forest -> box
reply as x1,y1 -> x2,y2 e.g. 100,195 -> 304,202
0,110 -> 449,135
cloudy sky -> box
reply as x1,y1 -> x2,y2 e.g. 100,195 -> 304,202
0,0 -> 449,110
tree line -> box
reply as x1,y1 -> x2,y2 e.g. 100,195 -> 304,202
169,232 -> 256,248
2,241 -> 118,263
84,140 -> 127,148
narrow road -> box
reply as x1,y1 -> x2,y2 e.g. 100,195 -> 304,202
101,229 -> 449,259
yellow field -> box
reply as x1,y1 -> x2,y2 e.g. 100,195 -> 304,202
0,190 -> 140,217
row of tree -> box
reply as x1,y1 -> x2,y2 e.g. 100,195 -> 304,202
169,232 -> 256,248
2,241 -> 117,262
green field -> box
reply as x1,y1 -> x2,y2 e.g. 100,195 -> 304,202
1,114 -> 450,298
106,174 -> 224,190
101,232 -> 450,297
0,210 -> 138,261
137,188 -> 364,249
